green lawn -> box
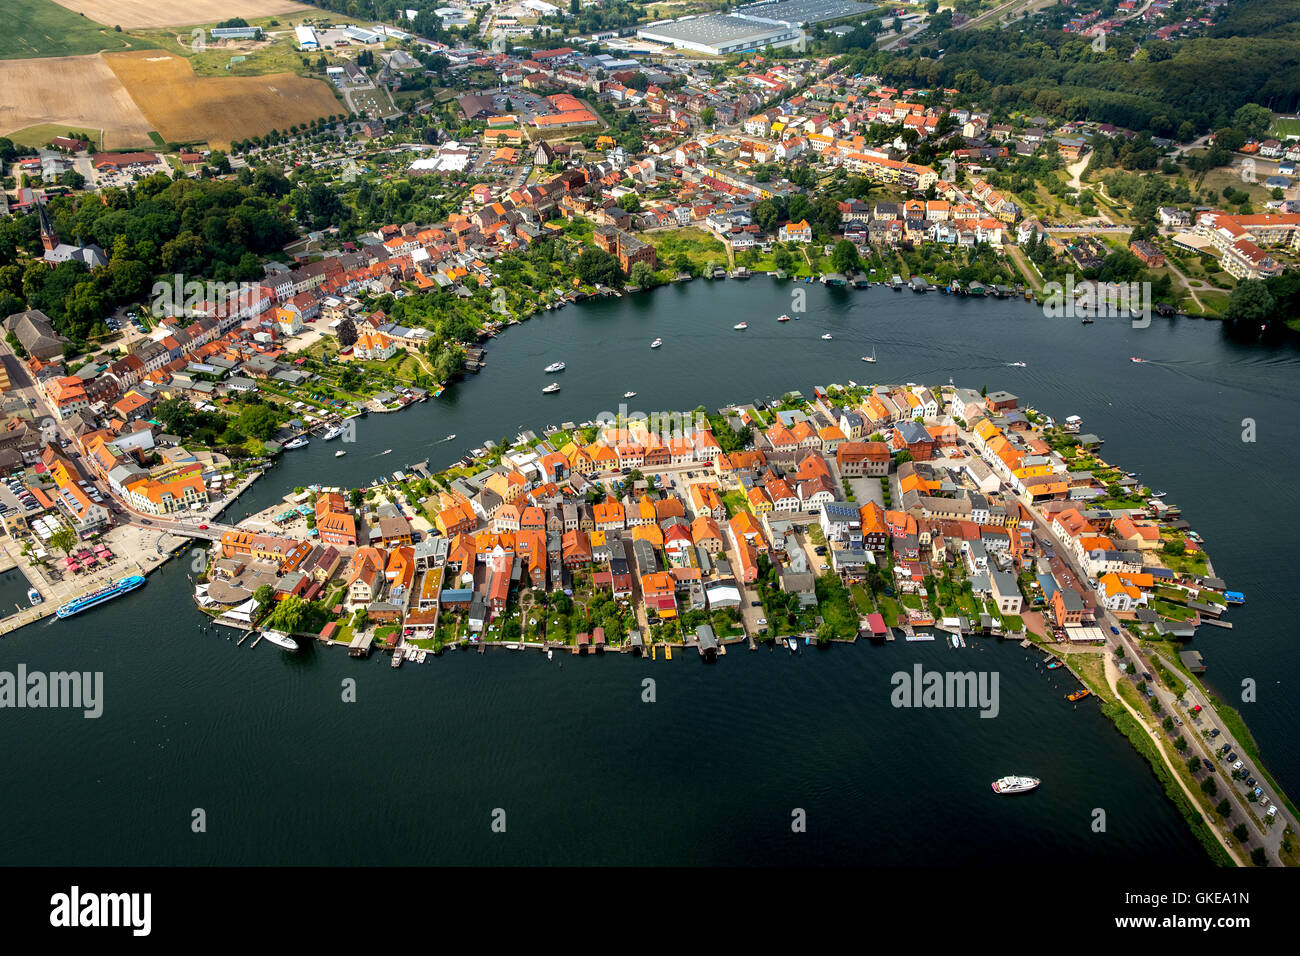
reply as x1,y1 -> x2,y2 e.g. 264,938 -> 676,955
1270,118 -> 1300,138
645,227 -> 726,272
0,0 -> 140,59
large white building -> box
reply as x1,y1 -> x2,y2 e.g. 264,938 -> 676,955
296,25 -> 319,50
637,15 -> 803,55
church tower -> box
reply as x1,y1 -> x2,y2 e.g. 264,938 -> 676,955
38,202 -> 59,252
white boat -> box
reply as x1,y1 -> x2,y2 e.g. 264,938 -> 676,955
623,390 -> 637,398
283,436 -> 309,450
777,313 -> 791,322
321,424 -> 345,440
1130,356 -> 1144,363
547,649 -> 553,660
861,347 -> 877,363
261,630 -> 299,651
1008,361 -> 1026,367
380,448 -> 392,455
27,587 -> 41,605
991,775 -> 1040,795
733,322 -> 747,330
334,450 -> 346,457
787,638 -> 798,651
650,338 -> 662,348
544,361 -> 566,373
542,382 -> 561,394
1150,490 -> 1167,499
821,333 -> 833,340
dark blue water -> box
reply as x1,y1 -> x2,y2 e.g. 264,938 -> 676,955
4,279 -> 1295,865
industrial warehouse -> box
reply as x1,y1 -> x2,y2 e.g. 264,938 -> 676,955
637,0 -> 875,55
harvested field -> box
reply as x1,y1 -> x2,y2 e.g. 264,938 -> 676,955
0,55 -> 154,149
104,50 -> 341,148
47,0 -> 315,29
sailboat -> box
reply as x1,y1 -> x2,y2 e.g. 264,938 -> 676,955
861,347 -> 877,363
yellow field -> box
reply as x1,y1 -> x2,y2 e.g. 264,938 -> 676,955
48,0 -> 314,29
0,55 -> 153,149
105,50 -> 341,148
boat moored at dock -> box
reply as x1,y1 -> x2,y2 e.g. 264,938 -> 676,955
56,575 -> 146,619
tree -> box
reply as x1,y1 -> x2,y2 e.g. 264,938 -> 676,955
830,239 -> 861,274
253,584 -> 275,608
575,247 -> 624,287
1215,798 -> 1232,818
701,107 -> 715,127
617,193 -> 641,213
236,404 -> 279,441
1200,777 -> 1217,797
268,594 -> 309,632
1223,279 -> 1275,323
629,262 -> 656,288
1232,104 -> 1273,140
49,526 -> 77,556
337,316 -> 358,348
1251,847 -> 1268,866
1187,756 -> 1201,773
349,488 -> 365,509
1232,823 -> 1249,842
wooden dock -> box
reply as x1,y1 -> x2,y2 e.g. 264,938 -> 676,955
1200,618 -> 1234,629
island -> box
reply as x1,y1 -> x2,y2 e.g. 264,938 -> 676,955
186,379 -> 1293,867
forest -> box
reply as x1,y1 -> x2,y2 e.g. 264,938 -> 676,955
0,173 -> 296,343
832,0 -> 1300,138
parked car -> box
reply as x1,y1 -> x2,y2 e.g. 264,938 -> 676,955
757,618 -> 768,626
1110,625 -> 1120,635
750,601 -> 761,607
1209,728 -> 1220,737
1233,761 -> 1243,771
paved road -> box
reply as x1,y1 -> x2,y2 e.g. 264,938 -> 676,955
1012,478 -> 1292,864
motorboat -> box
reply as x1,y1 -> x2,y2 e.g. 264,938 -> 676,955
1130,356 -> 1144,363
544,361 -> 566,373
623,391 -> 637,398
1007,361 -> 1026,367
283,436 -> 309,450
27,587 -> 41,605
335,450 -> 346,457
991,776 -> 1040,795
777,313 -> 791,322
821,333 -> 833,340
261,630 -> 299,651
542,382 -> 561,394
733,322 -> 748,330
321,424 -> 345,440
650,338 -> 662,348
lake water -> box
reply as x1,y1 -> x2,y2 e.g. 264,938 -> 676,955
3,278 -> 1295,865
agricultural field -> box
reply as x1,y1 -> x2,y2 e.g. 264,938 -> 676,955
0,55 -> 154,148
0,0 -> 140,59
104,50 -> 342,148
47,0 -> 315,30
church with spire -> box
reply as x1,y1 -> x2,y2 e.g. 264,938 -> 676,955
39,202 -> 106,268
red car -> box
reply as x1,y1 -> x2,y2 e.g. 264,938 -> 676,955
198,524 -> 208,530
1191,704 -> 1202,714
